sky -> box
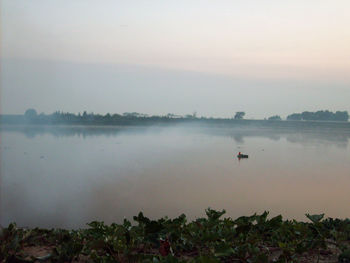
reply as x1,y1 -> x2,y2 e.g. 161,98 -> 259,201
1,0 -> 350,118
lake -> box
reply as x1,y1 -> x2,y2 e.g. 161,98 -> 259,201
1,124 -> 350,228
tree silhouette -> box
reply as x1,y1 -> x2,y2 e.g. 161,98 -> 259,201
268,115 -> 282,121
287,113 -> 302,121
287,110 -> 348,121
234,112 -> 245,119
24,109 -> 37,119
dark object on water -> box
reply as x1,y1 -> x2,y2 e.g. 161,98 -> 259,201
237,152 -> 248,158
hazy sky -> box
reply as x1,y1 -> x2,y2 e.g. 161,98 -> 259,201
1,0 -> 349,118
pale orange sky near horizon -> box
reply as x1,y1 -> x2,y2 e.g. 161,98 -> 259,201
1,0 -> 350,117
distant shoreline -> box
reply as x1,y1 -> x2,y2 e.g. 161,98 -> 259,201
1,114 -> 350,129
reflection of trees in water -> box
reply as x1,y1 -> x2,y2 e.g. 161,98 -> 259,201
1,124 -> 350,148
285,133 -> 349,148
227,132 -> 282,143
1,125 -> 150,139
230,134 -> 244,144
200,126 -> 349,148
230,130 -> 348,148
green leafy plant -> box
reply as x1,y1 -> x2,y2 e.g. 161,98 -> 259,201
1,210 -> 349,262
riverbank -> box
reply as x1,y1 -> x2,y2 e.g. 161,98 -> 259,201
2,113 -> 350,130
1,209 -> 350,262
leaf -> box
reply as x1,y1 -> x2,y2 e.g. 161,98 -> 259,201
305,214 -> 324,224
133,212 -> 151,225
205,208 -> 226,221
256,211 -> 269,224
214,244 -> 235,257
268,215 -> 283,228
123,218 -> 131,229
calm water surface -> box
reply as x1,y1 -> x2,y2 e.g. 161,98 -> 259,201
1,125 -> 350,228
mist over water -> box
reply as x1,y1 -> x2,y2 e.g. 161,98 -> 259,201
1,124 -> 350,228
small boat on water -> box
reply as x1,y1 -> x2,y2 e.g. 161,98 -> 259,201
237,152 -> 248,158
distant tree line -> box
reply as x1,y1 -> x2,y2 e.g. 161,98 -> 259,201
20,109 -> 247,124
18,109 -> 214,125
287,110 -> 349,122
1,109 -> 347,126
268,115 -> 282,121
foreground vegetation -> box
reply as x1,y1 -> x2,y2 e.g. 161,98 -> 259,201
2,209 -> 350,263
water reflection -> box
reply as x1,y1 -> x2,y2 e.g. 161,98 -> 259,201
1,124 -> 350,147
1,124 -> 350,228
